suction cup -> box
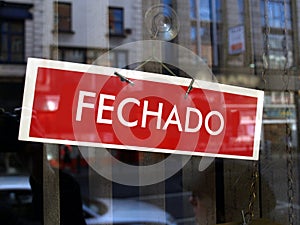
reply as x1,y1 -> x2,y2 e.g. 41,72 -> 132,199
145,4 -> 180,41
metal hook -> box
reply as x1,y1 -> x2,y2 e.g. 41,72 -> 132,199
185,79 -> 195,99
114,72 -> 135,86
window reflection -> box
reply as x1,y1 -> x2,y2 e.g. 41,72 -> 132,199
1,1 -> 300,224
260,0 -> 292,29
260,0 -> 293,69
189,0 -> 222,67
109,7 -> 125,36
0,21 -> 24,63
268,34 -> 293,69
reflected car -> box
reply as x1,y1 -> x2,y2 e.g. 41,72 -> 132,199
83,197 -> 177,225
0,176 -> 39,224
0,176 -> 177,225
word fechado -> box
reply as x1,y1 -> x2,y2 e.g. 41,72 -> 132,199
75,91 -> 224,135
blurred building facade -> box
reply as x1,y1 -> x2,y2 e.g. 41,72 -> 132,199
0,0 -> 300,224
1,1 -> 299,101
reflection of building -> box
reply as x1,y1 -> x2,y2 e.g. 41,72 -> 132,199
181,1 -> 299,224
145,0 -> 299,224
49,0 -> 140,66
50,0 -> 109,63
0,0 -> 300,224
0,0 -> 142,109
0,1 -> 39,109
189,0 -> 222,68
181,0 -> 296,89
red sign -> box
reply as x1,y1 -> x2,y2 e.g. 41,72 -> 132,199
19,58 -> 264,160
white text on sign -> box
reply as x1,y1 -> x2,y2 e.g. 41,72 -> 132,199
75,91 -> 225,135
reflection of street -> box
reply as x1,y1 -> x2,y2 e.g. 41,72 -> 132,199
47,145 -> 88,173
2,148 -> 299,224
0,174 -> 178,225
72,165 -> 195,225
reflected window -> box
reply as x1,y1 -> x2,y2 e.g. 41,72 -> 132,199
190,0 -> 196,19
0,20 -> 24,63
238,0 -> 244,23
261,0 -> 292,29
189,23 -> 212,45
190,0 -> 221,21
189,0 -> 222,67
109,7 -> 124,36
58,48 -> 86,63
54,2 -> 72,33
190,25 -> 197,53
200,0 -> 211,21
260,0 -> 293,69
268,34 -> 293,69
215,0 -> 222,22
162,0 -> 173,7
200,24 -> 212,44
109,50 -> 128,68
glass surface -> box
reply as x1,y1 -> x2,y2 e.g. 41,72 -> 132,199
10,23 -> 23,33
112,9 -> 123,22
189,0 -> 196,19
260,0 -> 292,29
199,0 -> 211,21
0,22 -> 8,32
1,1 -> 300,225
109,8 -> 124,35
0,21 -> 24,63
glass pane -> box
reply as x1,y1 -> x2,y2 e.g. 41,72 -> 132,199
1,22 -> 8,32
286,4 -> 292,26
1,35 -> 8,51
10,23 -> 23,33
111,9 -> 123,22
1,1 -> 300,225
269,50 -> 285,69
109,8 -> 124,34
59,18 -> 71,31
238,0 -> 244,23
0,32 -> 8,61
11,35 -> 23,53
191,26 -> 198,54
108,52 -> 115,66
163,0 -> 172,6
261,0 -> 292,29
11,54 -> 23,62
190,25 -> 196,41
199,0 -> 211,21
0,51 -> 8,61
200,24 -> 211,44
216,0 -> 222,21
190,0 -> 196,19
63,49 -> 85,63
56,3 -> 71,31
58,3 -> 71,15
113,23 -> 123,34
116,52 -> 127,68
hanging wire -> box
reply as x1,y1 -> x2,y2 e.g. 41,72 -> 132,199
281,0 -> 295,224
243,0 -> 271,223
242,1 -> 271,223
281,0 -> 289,87
244,161 -> 259,224
247,0 -> 273,223
261,0 -> 270,86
